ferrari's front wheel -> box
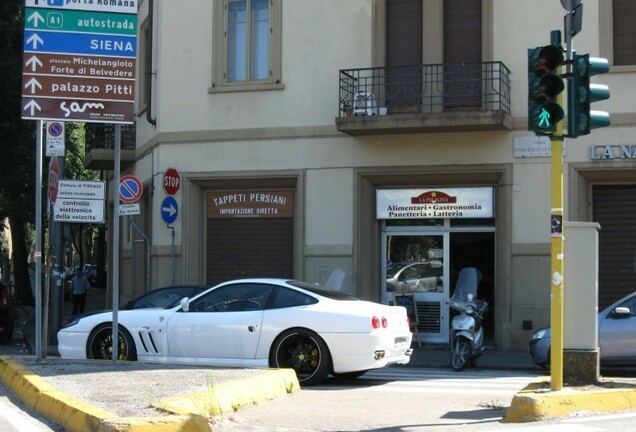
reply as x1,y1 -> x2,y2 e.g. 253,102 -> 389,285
270,328 -> 331,386
86,323 -> 137,361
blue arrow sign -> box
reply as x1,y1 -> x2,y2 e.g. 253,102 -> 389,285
161,196 -> 179,225
24,30 -> 136,57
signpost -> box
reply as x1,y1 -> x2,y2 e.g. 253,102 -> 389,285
22,0 -> 137,123
161,196 -> 179,225
118,175 -> 143,204
163,168 -> 181,195
53,180 -> 106,224
22,0 -> 138,361
45,121 -> 64,157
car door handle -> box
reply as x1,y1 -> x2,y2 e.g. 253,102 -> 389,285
248,325 -> 257,332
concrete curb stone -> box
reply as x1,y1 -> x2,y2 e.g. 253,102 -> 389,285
0,356 -> 299,432
506,376 -> 636,422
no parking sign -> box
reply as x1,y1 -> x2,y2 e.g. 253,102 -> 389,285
46,121 -> 65,157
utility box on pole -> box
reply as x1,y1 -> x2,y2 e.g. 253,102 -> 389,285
563,222 -> 600,385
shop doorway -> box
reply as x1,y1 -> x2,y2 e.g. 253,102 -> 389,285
382,224 -> 495,345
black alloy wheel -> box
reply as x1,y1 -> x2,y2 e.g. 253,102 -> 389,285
270,328 -> 331,386
86,323 -> 137,361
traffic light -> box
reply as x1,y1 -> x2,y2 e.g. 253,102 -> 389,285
567,54 -> 610,137
528,45 -> 565,135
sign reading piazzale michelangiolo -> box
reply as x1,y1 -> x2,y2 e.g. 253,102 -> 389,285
376,187 -> 494,219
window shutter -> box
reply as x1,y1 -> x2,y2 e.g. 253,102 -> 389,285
613,0 -> 636,65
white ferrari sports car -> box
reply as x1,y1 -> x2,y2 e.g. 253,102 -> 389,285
58,278 -> 413,385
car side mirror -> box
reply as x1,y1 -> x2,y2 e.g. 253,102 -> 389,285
180,297 -> 190,312
612,306 -> 631,318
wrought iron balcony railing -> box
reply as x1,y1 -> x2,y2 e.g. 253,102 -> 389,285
338,62 -> 511,118
85,123 -> 136,152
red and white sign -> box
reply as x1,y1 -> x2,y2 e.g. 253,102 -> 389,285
163,168 -> 181,195
49,156 -> 59,204
119,175 -> 143,204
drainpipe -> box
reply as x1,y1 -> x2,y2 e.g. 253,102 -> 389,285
145,0 -> 156,126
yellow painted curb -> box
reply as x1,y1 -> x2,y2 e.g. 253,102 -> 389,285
506,376 -> 636,422
155,369 -> 300,417
0,356 -> 297,432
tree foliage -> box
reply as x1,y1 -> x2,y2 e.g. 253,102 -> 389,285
0,1 -> 37,304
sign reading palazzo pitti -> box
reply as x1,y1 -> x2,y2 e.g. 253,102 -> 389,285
207,190 -> 294,219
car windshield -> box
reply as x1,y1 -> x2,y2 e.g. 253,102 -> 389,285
287,280 -> 359,300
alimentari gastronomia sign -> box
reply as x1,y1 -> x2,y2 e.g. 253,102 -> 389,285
376,187 -> 494,219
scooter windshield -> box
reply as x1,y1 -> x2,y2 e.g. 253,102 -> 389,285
451,267 -> 482,302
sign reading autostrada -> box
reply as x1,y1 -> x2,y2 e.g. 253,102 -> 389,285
22,0 -> 137,124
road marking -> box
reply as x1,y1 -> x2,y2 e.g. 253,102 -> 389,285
337,367 -> 541,396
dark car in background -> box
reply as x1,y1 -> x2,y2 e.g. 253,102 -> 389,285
529,290 -> 636,368
122,285 -> 206,310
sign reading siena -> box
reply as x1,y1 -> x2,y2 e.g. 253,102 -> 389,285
376,187 -> 494,219
22,0 -> 137,123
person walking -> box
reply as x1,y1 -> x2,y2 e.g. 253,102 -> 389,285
71,267 -> 90,315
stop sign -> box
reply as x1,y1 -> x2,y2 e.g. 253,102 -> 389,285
163,168 -> 180,195
49,156 -> 59,204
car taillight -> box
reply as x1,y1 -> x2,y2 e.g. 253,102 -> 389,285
371,316 -> 380,329
371,316 -> 389,329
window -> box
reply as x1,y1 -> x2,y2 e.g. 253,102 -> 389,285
212,0 -> 283,92
268,287 -> 318,309
190,283 -> 273,312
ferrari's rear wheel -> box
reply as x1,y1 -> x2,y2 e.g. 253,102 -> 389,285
86,323 -> 137,361
270,328 -> 331,386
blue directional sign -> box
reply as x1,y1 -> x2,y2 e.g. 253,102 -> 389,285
161,196 -> 179,225
21,0 -> 137,123
24,31 -> 136,57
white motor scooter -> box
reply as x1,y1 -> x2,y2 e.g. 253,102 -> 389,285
447,267 -> 489,371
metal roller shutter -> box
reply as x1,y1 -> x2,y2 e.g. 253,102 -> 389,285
385,0 -> 423,108
593,185 -> 636,309
206,218 -> 293,286
443,0 -> 482,109
613,0 -> 636,66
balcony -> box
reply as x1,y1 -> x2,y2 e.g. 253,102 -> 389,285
84,123 -> 136,171
336,62 -> 512,136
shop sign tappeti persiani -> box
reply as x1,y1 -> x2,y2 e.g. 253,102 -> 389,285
207,190 -> 294,219
376,187 -> 494,219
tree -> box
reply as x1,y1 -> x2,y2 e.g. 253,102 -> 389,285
61,123 -> 100,270
0,1 -> 37,305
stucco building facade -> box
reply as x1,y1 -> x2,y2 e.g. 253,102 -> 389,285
90,0 -> 636,351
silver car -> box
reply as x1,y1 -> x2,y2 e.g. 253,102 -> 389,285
529,290 -> 636,368
386,261 -> 443,292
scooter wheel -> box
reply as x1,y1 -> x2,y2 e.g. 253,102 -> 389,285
451,338 -> 472,371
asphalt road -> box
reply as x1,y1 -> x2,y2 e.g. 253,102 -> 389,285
0,380 -> 64,432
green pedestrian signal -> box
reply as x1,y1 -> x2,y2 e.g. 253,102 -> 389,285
567,54 -> 611,137
528,45 -> 565,135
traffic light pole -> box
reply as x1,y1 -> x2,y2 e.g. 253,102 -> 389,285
550,112 -> 564,392
549,27 -> 574,392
